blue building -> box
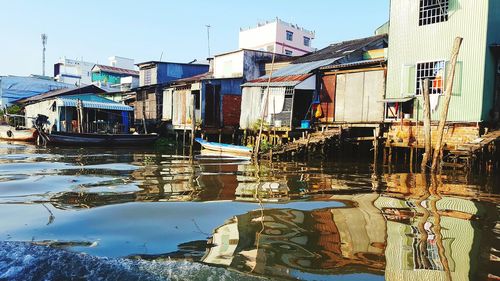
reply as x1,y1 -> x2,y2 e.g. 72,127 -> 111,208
133,61 -> 209,126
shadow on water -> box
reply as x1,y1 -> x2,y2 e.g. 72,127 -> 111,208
0,142 -> 498,280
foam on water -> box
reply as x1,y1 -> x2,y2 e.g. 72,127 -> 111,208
0,241 -> 264,281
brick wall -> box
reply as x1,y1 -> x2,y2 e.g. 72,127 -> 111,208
222,95 -> 241,127
385,123 -> 480,150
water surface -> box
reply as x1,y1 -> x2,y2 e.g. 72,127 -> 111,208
0,142 -> 498,280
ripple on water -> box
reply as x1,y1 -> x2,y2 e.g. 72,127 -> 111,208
0,241 -> 264,281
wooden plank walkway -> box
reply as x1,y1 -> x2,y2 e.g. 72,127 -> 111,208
268,129 -> 341,158
442,130 -> 500,170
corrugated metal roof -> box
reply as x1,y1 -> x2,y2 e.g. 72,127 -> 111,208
92,65 -> 139,76
242,74 -> 312,87
20,85 -> 106,103
320,58 -> 387,70
266,58 -> 340,77
56,94 -> 133,111
292,34 -> 388,64
0,76 -> 74,105
172,72 -> 213,84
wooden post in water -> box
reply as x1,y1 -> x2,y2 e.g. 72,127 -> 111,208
254,52 -> 276,160
431,37 -> 463,172
190,92 -> 196,159
421,79 -> 432,172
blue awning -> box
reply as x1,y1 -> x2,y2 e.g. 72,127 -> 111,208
56,94 -> 133,111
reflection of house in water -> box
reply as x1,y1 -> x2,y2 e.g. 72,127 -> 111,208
375,173 -> 487,281
202,193 -> 386,279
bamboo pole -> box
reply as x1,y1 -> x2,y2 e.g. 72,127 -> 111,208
253,52 -> 276,160
431,37 -> 463,173
190,92 -> 196,159
421,79 -> 432,172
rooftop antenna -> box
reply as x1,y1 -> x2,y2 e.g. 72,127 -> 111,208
205,25 -> 211,58
41,33 -> 48,76
159,51 -> 164,61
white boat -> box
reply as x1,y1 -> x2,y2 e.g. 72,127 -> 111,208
195,138 -> 252,156
0,125 -> 37,142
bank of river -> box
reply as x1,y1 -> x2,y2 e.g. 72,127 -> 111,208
0,142 -> 498,280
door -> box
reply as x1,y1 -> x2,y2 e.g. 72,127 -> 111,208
205,84 -> 221,127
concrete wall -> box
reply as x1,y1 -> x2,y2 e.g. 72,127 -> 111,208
25,100 -> 59,132
239,19 -> 315,56
213,51 -> 245,79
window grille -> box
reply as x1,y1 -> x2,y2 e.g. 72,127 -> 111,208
286,31 -> 293,41
419,0 -> 449,26
416,61 -> 445,95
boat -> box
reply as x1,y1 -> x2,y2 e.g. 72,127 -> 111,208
37,130 -> 159,146
196,149 -> 252,161
0,114 -> 37,142
0,125 -> 37,142
195,138 -> 252,156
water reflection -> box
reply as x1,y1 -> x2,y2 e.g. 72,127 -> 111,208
0,143 -> 498,280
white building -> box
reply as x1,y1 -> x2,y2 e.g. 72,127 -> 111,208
108,56 -> 135,70
239,18 -> 316,56
54,58 -> 95,86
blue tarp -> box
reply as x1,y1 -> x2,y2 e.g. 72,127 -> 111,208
0,76 -> 74,106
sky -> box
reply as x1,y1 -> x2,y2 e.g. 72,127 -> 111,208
0,0 -> 389,76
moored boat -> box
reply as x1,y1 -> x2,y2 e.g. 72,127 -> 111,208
0,125 -> 37,142
195,138 -> 252,156
37,130 -> 159,146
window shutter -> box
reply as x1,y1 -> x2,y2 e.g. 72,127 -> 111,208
401,64 -> 416,96
445,60 -> 462,96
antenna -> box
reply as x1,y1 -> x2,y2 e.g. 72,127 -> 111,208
41,33 -> 48,76
205,25 -> 211,58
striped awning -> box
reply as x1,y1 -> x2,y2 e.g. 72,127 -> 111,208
56,97 -> 133,111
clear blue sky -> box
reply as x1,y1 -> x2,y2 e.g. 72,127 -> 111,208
0,0 -> 389,76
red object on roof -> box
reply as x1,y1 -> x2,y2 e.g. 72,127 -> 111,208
93,64 -> 139,76
248,74 -> 312,84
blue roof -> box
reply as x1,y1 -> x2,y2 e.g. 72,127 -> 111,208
0,76 -> 74,106
56,94 -> 133,112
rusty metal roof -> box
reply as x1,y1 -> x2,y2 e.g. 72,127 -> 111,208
320,58 -> 386,70
241,74 -> 312,87
92,65 -> 139,76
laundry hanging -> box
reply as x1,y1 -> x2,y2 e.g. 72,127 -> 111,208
430,94 -> 440,113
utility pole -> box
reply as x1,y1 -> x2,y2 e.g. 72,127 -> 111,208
41,34 -> 48,76
205,25 -> 211,58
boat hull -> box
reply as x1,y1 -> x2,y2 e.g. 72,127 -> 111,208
195,138 -> 252,155
0,126 -> 37,142
40,131 -> 159,146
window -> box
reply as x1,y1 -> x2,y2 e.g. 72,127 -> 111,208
416,61 -> 445,95
304,36 -> 310,47
144,69 -> 152,85
285,50 -> 293,56
286,30 -> 293,41
419,0 -> 449,26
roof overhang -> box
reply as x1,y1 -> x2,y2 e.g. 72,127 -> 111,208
380,97 -> 415,103
56,97 -> 133,111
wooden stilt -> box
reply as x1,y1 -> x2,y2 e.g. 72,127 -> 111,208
431,37 -> 463,172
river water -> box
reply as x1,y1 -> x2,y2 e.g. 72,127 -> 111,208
0,142 -> 498,281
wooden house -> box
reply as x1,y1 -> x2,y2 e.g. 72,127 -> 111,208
240,35 -> 388,134
133,61 -> 209,128
20,85 -> 133,133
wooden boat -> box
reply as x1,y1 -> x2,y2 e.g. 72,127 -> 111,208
37,131 -> 159,146
195,138 -> 252,156
0,125 -> 37,142
196,149 -> 252,161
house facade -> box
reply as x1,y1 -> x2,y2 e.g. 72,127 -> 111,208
385,0 -> 500,123
240,35 -> 388,133
384,0 -> 500,149
134,61 -> 209,127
